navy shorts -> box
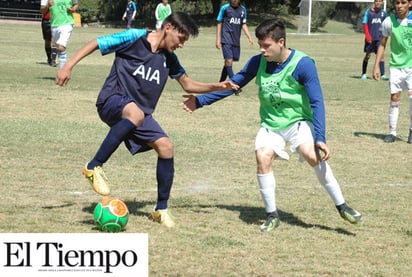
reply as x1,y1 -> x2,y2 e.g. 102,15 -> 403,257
221,43 -> 240,61
364,40 -> 380,54
97,94 -> 168,155
127,17 -> 133,27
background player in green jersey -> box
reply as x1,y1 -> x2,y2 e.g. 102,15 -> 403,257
373,0 -> 412,143
40,0 -> 78,69
155,0 -> 172,31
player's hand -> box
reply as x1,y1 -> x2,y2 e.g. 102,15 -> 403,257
216,42 -> 221,49
315,142 -> 330,161
372,67 -> 380,80
48,0 -> 54,7
220,80 -> 239,91
248,38 -> 254,46
55,68 -> 71,86
180,94 -> 197,113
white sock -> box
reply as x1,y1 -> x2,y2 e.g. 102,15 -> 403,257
58,51 -> 67,69
389,100 -> 400,136
257,172 -> 276,213
313,161 -> 345,206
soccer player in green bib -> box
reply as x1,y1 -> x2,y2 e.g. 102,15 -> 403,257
373,0 -> 412,143
181,18 -> 362,232
40,0 -> 78,69
155,0 -> 172,31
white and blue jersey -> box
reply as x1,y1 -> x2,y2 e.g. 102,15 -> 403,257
125,1 -> 137,19
217,3 -> 248,47
96,29 -> 185,115
195,49 -> 327,143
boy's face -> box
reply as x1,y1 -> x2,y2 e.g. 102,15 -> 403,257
393,0 -> 412,18
230,0 -> 240,8
373,0 -> 384,9
258,36 -> 285,63
163,23 -> 189,52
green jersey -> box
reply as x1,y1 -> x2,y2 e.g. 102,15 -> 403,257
389,13 -> 412,68
49,0 -> 77,27
155,3 -> 172,22
256,50 -> 313,131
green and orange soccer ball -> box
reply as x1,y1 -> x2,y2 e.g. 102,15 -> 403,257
93,197 -> 129,232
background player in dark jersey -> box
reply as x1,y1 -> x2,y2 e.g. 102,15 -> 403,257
361,0 -> 388,80
216,0 -> 254,82
182,18 -> 362,232
55,12 -> 239,228
122,0 -> 137,29
39,4 -> 57,66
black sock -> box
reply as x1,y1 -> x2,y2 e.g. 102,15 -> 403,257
336,203 -> 347,212
155,157 -> 174,210
362,60 -> 368,75
88,119 -> 135,169
219,66 -> 227,82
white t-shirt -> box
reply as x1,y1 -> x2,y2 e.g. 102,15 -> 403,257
381,15 -> 410,37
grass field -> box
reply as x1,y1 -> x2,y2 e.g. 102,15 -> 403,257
0,20 -> 411,276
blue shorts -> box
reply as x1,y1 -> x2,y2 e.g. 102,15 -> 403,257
221,44 -> 240,61
97,94 -> 168,155
364,40 -> 380,54
127,17 -> 133,27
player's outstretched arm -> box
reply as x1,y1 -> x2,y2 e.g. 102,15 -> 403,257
176,73 -> 239,94
180,89 -> 235,113
56,39 -> 99,86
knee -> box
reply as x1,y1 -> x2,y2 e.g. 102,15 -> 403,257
123,103 -> 144,126
153,138 -> 174,158
255,148 -> 274,173
390,93 -> 401,103
57,45 -> 66,53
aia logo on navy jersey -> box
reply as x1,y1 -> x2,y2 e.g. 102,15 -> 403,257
133,65 -> 161,85
229,17 -> 241,24
371,18 -> 382,24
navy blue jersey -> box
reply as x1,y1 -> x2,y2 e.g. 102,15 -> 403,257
96,29 -> 185,115
362,8 -> 387,40
217,3 -> 247,47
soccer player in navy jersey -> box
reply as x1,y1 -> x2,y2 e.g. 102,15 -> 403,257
122,0 -> 137,29
361,0 -> 388,80
181,18 -> 362,232
216,0 -> 254,82
55,12 -> 239,228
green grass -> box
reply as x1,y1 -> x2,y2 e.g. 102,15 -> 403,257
0,21 -> 411,276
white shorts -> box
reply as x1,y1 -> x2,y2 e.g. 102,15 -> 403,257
389,67 -> 412,94
51,24 -> 74,48
156,20 -> 163,29
255,121 -> 315,161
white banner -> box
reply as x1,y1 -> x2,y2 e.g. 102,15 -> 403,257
0,233 -> 148,277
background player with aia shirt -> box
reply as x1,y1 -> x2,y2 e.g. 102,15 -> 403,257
361,0 -> 388,80
216,0 -> 254,82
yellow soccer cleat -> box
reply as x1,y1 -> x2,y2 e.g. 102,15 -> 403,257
151,209 -> 175,228
82,164 -> 111,196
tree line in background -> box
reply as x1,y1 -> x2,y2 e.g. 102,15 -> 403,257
81,0 -> 374,31
1,0 -> 384,31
